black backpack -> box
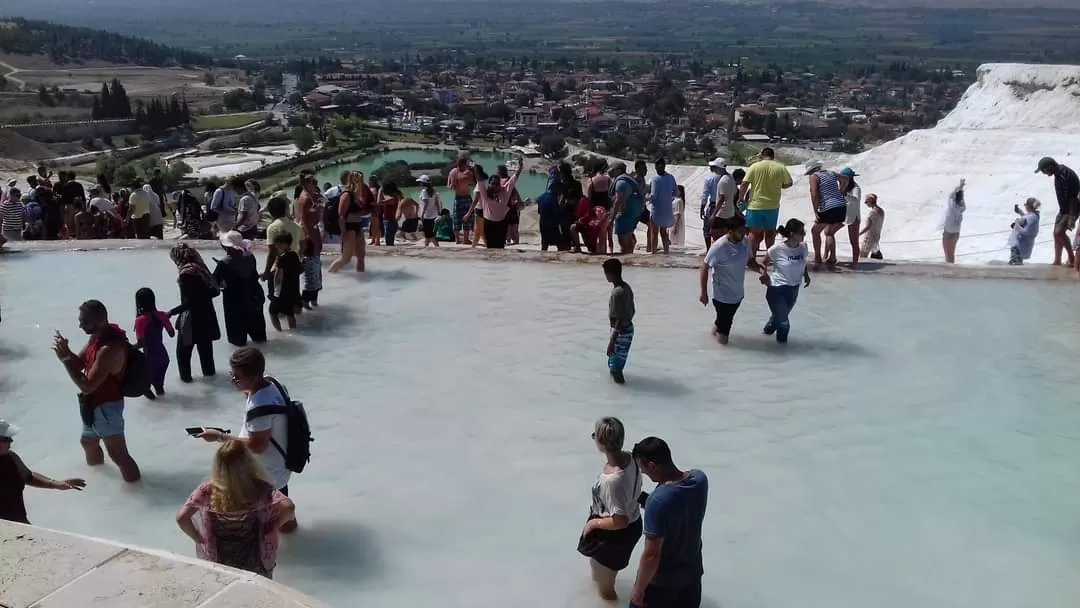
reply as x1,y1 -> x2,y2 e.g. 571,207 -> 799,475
121,343 -> 150,398
323,188 -> 342,236
245,377 -> 313,473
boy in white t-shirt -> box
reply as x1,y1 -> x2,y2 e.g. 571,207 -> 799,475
197,347 -> 297,533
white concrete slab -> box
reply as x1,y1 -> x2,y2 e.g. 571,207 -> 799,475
0,522 -> 125,608
33,549 -> 235,608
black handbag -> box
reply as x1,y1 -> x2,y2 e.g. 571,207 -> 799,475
576,462 -> 640,556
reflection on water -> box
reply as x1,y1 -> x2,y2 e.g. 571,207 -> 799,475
2,251 -> 1080,608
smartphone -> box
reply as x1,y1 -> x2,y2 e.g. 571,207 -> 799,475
185,427 -> 229,436
637,491 -> 650,508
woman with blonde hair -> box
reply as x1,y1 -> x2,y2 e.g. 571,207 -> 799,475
176,440 -> 294,578
1008,197 -> 1041,265
329,171 -> 369,273
577,416 -> 643,601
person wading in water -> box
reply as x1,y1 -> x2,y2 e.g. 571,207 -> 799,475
53,300 -> 142,482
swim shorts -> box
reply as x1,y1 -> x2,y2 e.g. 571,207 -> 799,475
745,208 -> 779,230
453,196 -> 474,232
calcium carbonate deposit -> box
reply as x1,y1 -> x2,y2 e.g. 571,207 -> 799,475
668,63 -> 1080,264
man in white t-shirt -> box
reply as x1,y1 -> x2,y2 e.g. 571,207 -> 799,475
143,185 -> 164,239
197,346 -> 297,533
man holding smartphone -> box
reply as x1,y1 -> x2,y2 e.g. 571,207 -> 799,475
196,346 -> 297,533
628,437 -> 709,608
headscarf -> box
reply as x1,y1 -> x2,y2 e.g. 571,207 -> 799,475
170,244 -> 219,292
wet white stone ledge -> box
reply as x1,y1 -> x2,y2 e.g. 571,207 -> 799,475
1,237 -> 1074,281
0,521 -> 330,608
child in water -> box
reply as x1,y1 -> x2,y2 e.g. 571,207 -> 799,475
603,258 -> 635,385
134,287 -> 175,399
301,238 -> 323,309
434,208 -> 454,242
269,233 -> 302,330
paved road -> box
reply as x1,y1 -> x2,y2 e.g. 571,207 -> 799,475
0,60 -> 26,91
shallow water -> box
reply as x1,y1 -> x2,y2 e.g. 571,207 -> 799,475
1,250 -> 1079,608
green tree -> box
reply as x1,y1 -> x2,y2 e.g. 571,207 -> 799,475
38,85 -> 54,107
701,137 -> 717,158
291,126 -> 316,152
165,161 -> 192,188
539,134 -> 567,157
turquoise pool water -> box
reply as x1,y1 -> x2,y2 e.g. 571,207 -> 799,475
314,149 -> 550,202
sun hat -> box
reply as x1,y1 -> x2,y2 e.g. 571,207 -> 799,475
804,160 -> 824,175
0,420 -> 19,440
418,175 -> 431,184
839,167 -> 858,178
707,157 -> 726,169
6,178 -> 16,187
219,230 -> 252,253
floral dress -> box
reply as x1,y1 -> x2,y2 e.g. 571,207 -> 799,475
184,482 -> 288,578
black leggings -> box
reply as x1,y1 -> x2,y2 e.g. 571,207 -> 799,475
712,299 -> 742,337
177,341 -> 215,381
484,217 -> 509,249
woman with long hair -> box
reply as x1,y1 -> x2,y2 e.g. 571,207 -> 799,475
761,218 -> 811,343
842,169 -> 861,266
329,171 -> 369,272
367,175 -> 383,246
498,164 -> 523,245
468,164 -> 488,248
176,440 -> 295,578
941,178 -> 966,264
671,185 -> 687,249
467,156 -> 523,249
168,244 -> 222,382
586,161 -> 613,254
577,416 -> 642,601
1007,197 -> 1041,265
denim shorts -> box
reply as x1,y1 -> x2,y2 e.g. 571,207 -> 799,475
81,400 -> 126,438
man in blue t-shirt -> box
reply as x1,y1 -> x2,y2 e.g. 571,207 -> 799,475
629,437 -> 709,608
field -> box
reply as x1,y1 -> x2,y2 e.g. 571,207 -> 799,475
192,112 -> 267,131
0,54 -> 248,123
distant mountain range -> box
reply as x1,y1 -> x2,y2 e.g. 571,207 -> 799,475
0,17 -> 214,66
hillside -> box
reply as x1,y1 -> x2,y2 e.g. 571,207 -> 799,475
0,17 -> 213,67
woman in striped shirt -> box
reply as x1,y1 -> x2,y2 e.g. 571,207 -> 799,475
1,188 -> 26,243
807,164 -> 853,265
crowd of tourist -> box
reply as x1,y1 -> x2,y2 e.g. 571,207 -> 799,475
2,149 -> 1078,608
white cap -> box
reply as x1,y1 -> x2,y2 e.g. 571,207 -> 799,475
707,157 -> 726,169
804,160 -> 824,175
418,175 -> 431,184
0,420 -> 19,440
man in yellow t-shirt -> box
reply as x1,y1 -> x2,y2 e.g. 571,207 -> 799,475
737,147 -> 793,257
127,184 -> 152,239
